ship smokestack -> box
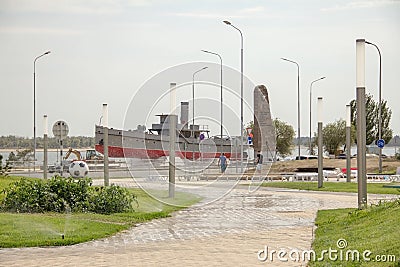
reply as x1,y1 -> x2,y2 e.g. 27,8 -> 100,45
180,102 -> 189,128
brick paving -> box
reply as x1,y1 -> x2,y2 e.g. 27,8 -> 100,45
0,180 -> 363,267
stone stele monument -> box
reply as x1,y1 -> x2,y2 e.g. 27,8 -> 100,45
253,85 -> 276,161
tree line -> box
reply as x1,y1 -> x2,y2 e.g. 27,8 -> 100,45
0,136 -> 95,149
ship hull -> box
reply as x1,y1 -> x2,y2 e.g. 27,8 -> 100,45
95,125 -> 237,160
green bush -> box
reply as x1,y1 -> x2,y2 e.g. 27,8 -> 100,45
47,176 -> 92,212
88,185 -> 136,214
0,176 -> 136,214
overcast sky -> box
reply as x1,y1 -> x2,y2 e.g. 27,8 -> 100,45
0,0 -> 399,139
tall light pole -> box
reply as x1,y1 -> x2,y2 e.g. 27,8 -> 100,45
201,50 -> 223,139
281,57 -> 300,159
356,39 -> 367,209
365,40 -> 383,173
309,77 -> 326,155
192,66 -> 208,138
223,20 -> 244,172
317,97 -> 323,188
33,51 -> 51,171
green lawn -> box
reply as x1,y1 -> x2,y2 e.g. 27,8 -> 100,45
261,181 -> 400,195
311,200 -> 400,266
0,176 -> 201,248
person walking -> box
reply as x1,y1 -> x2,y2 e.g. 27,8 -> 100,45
218,153 -> 227,174
255,151 -> 263,175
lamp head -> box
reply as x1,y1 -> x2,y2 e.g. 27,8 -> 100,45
44,51 -> 51,55
223,20 -> 231,25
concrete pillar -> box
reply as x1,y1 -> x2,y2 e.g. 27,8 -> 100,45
317,97 -> 323,188
43,115 -> 48,179
103,103 -> 109,186
346,104 -> 351,182
169,83 -> 176,198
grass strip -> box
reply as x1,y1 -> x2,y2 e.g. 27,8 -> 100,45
310,200 -> 400,266
260,181 -> 400,195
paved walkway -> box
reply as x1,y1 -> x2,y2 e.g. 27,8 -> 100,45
1,180 -> 370,267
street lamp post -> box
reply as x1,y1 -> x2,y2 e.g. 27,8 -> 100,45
356,39 -> 367,209
192,66 -> 208,138
309,77 -> 326,155
201,50 -> 223,139
224,20 -> 244,172
281,57 -> 300,160
33,51 -> 51,171
365,40 -> 382,173
317,97 -> 324,188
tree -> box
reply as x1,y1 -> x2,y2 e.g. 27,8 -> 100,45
0,136 -> 95,149
320,119 -> 346,155
273,118 -> 295,157
315,120 -> 356,155
7,152 -> 17,161
350,93 -> 393,145
0,155 -> 11,176
15,149 -> 34,162
245,119 -> 294,157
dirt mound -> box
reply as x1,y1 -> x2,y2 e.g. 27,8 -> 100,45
269,158 -> 399,174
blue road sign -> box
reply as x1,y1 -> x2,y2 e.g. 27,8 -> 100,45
247,136 -> 252,145
377,139 -> 385,148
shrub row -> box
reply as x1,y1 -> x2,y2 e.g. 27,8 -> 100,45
0,176 -> 136,214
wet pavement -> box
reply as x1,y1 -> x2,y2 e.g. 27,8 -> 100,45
0,179 -> 367,266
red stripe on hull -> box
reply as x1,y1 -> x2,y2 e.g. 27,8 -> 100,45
95,144 -> 235,160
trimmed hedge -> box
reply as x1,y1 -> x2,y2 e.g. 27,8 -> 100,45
0,176 -> 136,214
